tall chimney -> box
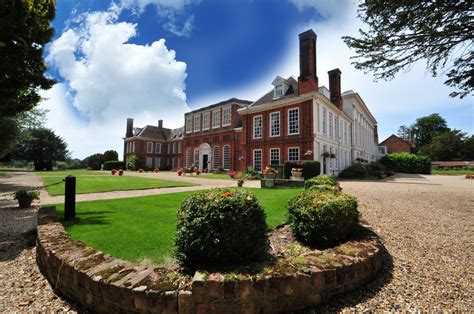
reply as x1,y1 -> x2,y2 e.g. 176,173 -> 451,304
298,29 -> 318,95
158,120 -> 163,128
328,69 -> 342,110
126,118 -> 134,137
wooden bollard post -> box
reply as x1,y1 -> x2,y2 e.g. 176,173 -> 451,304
64,175 -> 76,220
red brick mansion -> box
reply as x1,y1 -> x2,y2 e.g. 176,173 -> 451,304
123,29 -> 379,175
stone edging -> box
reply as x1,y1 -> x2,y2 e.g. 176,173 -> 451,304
36,207 -> 385,313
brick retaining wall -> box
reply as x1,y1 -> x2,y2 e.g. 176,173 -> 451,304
36,207 -> 384,313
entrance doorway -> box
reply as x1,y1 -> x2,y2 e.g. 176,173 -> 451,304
202,155 -> 209,171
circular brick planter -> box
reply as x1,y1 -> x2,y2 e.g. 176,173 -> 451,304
36,207 -> 385,313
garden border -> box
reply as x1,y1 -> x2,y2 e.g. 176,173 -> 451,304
36,207 -> 385,313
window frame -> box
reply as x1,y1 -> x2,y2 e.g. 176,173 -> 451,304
253,115 -> 263,139
269,148 -> 280,165
222,145 -> 231,170
193,114 -> 201,132
288,147 -> 300,161
212,109 -> 220,129
155,143 -> 161,153
222,106 -> 232,127
269,111 -> 280,137
202,111 -> 210,130
147,142 -> 153,153
212,146 -> 220,170
185,116 -> 192,134
253,149 -> 262,172
287,108 -> 300,135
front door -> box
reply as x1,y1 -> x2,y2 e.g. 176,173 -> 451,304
202,154 -> 209,171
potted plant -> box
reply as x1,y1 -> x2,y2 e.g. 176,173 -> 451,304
235,171 -> 245,187
138,168 -> 144,173
291,167 -> 303,179
264,166 -> 278,179
14,189 -> 39,208
118,169 -> 124,176
322,152 -> 330,158
228,170 -> 236,178
177,169 -> 183,176
153,168 -> 159,173
111,169 -> 117,175
195,169 -> 201,175
330,153 -> 336,159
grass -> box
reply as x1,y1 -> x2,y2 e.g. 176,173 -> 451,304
37,171 -> 195,196
0,167 -> 33,172
193,173 -> 231,180
36,169 -> 108,177
431,168 -> 474,175
0,172 -> 5,176
54,187 -> 302,264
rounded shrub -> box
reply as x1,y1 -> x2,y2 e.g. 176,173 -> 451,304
338,163 -> 370,178
175,188 -> 268,267
304,174 -> 337,189
287,190 -> 359,247
307,185 -> 341,193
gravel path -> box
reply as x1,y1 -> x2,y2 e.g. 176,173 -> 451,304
0,172 -> 77,312
0,172 -> 472,312
318,174 -> 473,312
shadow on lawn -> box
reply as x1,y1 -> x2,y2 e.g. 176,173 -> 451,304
58,210 -> 114,228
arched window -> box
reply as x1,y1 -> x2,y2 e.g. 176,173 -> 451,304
194,149 -> 199,166
185,148 -> 192,167
213,146 -> 220,170
223,145 -> 231,170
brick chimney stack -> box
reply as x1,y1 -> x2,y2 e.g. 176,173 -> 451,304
328,69 -> 342,110
374,124 -> 379,144
158,120 -> 163,128
298,29 -> 318,95
126,118 -> 134,137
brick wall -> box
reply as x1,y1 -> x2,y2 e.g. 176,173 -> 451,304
382,135 -> 411,154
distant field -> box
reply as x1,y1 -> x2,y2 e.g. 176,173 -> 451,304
431,169 -> 474,175
0,167 -> 33,172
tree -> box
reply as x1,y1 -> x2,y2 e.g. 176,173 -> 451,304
103,150 -> 119,162
396,125 -> 411,142
82,153 -> 104,170
343,1 -> 473,98
418,130 -> 465,161
126,154 -> 138,170
14,128 -> 69,170
412,113 -> 449,148
460,135 -> 474,160
0,117 -> 20,158
0,0 -> 56,116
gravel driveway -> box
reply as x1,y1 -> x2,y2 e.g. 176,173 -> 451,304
0,172 -> 472,312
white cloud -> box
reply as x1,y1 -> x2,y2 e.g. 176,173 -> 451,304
43,7 -> 190,159
288,0 -> 352,19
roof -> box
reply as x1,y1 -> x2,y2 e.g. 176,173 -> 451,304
136,125 -> 171,141
186,97 -> 252,115
250,76 -> 299,108
380,134 -> 410,146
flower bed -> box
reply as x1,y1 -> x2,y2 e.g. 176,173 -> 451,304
36,207 -> 385,313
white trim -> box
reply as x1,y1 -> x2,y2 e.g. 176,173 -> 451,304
252,149 -> 262,171
222,106 -> 232,127
193,114 -> 201,132
253,115 -> 263,139
287,108 -> 300,135
269,111 -> 280,137
212,109 -> 220,129
269,147 -> 280,165
287,146 -> 300,161
202,111 -> 210,130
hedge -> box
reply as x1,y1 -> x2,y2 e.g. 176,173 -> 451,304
103,160 -> 125,170
175,188 -> 268,267
304,174 -> 337,189
380,153 -> 431,174
284,161 -> 321,180
287,189 -> 359,247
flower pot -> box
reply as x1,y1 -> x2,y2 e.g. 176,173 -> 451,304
237,180 -> 244,187
18,197 -> 33,208
291,170 -> 303,178
265,173 -> 276,179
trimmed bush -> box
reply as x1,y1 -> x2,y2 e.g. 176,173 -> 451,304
304,174 -> 337,189
338,163 -> 370,178
287,190 -> 359,247
307,185 -> 341,193
380,153 -> 431,174
301,161 -> 321,180
104,160 -> 125,170
284,161 -> 321,180
175,188 -> 268,267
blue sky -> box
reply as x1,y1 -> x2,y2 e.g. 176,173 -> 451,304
41,0 -> 473,159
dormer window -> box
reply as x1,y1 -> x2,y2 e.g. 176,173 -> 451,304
271,76 -> 288,99
275,85 -> 284,98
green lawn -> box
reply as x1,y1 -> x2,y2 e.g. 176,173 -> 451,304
432,168 -> 474,175
38,172 -> 195,196
54,187 -> 302,264
36,169 -> 108,177
194,173 -> 231,180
